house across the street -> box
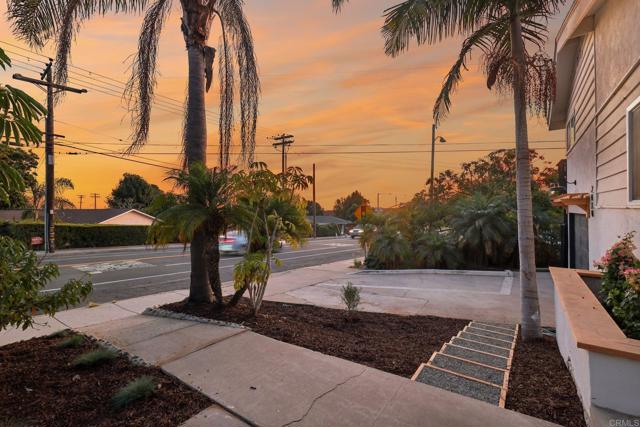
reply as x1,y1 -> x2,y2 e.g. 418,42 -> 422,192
0,208 -> 156,226
306,215 -> 351,235
549,0 -> 640,268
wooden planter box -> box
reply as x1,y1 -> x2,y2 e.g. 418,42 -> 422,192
549,268 -> 640,424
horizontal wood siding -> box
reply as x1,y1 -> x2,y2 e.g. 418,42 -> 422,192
595,47 -> 640,207
569,33 -> 596,148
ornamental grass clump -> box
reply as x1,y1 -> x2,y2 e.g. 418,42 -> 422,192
72,348 -> 118,368
56,334 -> 84,349
111,376 -> 156,410
594,232 -> 640,339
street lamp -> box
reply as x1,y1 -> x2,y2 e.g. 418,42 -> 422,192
429,123 -> 447,200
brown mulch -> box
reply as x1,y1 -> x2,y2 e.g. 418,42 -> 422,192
162,298 -> 468,377
506,335 -> 586,427
0,333 -> 211,427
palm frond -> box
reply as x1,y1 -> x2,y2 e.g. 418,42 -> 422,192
216,0 -> 260,165
332,0 -> 347,12
433,17 -> 506,125
125,0 -> 173,153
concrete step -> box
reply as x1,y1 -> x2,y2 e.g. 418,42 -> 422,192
469,322 -> 518,335
464,326 -> 515,341
413,365 -> 502,406
429,353 -> 505,386
458,332 -> 513,349
450,337 -> 511,357
472,322 -> 517,332
441,344 -> 509,369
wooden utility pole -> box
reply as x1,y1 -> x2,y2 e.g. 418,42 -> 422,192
312,163 -> 317,238
78,195 -> 85,209
13,63 -> 87,253
90,193 -> 100,209
270,133 -> 294,180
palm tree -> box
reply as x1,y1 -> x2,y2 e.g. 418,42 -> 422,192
29,177 -> 75,219
9,0 -> 260,303
148,163 -> 238,304
368,226 -> 410,270
333,0 -> 562,340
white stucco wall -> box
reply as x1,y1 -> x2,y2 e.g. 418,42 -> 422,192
100,211 -> 154,226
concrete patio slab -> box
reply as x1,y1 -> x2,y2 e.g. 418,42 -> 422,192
180,404 -> 250,427
123,319 -> 246,365
0,316 -> 67,346
272,269 -> 555,326
163,329 -> 558,427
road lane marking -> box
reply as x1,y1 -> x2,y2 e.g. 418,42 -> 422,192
164,248 -> 360,267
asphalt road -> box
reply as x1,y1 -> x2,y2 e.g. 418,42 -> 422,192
40,237 -> 363,304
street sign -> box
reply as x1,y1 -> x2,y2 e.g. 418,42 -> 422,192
31,236 -> 44,246
354,204 -> 373,220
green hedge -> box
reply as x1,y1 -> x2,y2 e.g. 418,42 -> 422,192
0,221 -> 150,249
315,224 -> 345,237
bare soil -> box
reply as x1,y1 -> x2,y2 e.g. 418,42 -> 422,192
0,333 -> 210,427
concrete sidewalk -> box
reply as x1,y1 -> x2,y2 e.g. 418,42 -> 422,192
82,314 -> 557,427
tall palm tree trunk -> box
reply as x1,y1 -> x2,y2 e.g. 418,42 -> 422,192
182,1 -> 213,303
510,10 -> 542,341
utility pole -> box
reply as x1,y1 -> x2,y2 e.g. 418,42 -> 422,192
376,192 -> 393,210
312,163 -> 317,238
90,193 -> 100,209
13,63 -> 87,254
429,124 -> 446,201
78,195 -> 85,209
269,133 -> 294,180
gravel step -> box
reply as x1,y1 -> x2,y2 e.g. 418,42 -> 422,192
459,332 -> 513,349
469,322 -> 518,335
465,326 -> 515,341
442,344 -> 508,369
473,322 -> 516,332
430,353 -> 505,386
414,365 -> 501,406
450,337 -> 511,357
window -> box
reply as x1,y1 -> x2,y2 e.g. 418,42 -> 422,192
627,98 -> 640,203
567,115 -> 576,149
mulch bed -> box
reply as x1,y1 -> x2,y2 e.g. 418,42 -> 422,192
506,335 -> 586,427
162,298 -> 468,377
164,299 -> 587,427
0,333 -> 211,427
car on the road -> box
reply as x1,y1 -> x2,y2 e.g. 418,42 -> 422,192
219,230 -> 248,255
349,226 -> 364,239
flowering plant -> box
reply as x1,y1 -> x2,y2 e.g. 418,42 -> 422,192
594,232 -> 640,339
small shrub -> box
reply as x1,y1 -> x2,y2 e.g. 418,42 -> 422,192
594,232 -> 640,339
341,282 -> 361,319
56,334 -> 84,349
111,376 -> 155,410
352,259 -> 363,269
72,348 -> 118,368
48,329 -> 70,338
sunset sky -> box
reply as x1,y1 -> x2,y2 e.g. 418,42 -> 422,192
0,0 -> 570,209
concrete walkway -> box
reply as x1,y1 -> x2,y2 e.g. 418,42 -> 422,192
81,314 -> 557,427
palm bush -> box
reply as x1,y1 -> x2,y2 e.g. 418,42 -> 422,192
412,230 -> 460,269
450,193 -> 516,267
366,226 -> 410,270
148,163 -> 239,304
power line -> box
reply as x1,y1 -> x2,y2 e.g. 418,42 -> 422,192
55,142 -> 174,170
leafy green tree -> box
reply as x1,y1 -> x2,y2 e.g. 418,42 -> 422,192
148,163 -> 238,304
145,192 -> 182,217
306,200 -> 324,216
332,0 -> 563,340
334,190 -> 366,221
0,144 -> 38,208
107,173 -> 162,210
0,236 -> 92,331
231,163 -> 311,312
9,0 -> 260,305
412,230 -> 460,269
